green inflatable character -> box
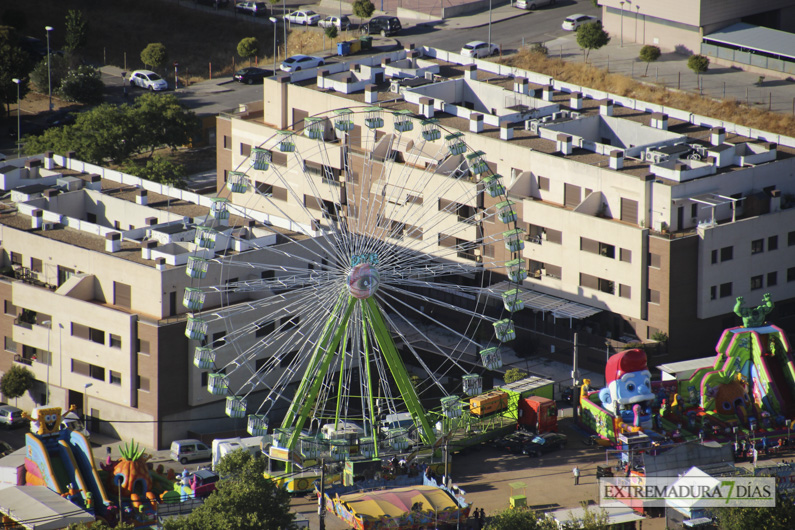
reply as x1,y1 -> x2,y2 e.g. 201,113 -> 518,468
734,293 -> 774,328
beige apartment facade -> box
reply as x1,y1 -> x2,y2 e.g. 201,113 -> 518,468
215,47 -> 795,366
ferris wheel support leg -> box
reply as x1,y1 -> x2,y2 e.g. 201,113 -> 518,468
361,318 -> 379,458
333,331 -> 350,429
363,298 -> 437,447
283,295 -> 357,457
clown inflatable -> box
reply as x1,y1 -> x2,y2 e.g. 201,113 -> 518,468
598,349 -> 655,428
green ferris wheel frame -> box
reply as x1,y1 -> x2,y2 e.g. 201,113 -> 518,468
281,292 -> 437,457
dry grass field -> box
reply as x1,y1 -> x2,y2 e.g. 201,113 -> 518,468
503,48 -> 795,138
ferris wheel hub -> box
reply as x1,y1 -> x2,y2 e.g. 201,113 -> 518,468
348,263 -> 380,299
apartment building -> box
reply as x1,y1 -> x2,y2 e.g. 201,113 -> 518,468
0,155 -> 319,448
597,0 -> 795,55
215,46 -> 795,366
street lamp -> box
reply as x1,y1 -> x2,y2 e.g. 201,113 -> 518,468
42,320 -> 51,405
620,2 -> 625,48
282,0 -> 287,60
45,26 -> 53,112
635,6 -> 639,43
270,17 -> 278,73
488,0 -> 493,47
84,383 -> 93,431
12,78 -> 21,159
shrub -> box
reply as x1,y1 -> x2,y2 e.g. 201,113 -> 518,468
58,65 -> 104,104
504,368 -> 528,384
529,42 -> 548,56
638,45 -> 660,76
324,26 -> 338,40
0,365 -> 35,399
30,53 -> 70,93
140,42 -> 168,70
687,54 -> 709,76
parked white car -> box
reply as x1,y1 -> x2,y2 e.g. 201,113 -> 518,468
280,55 -> 325,72
460,41 -> 499,58
285,10 -> 321,25
129,70 -> 168,91
562,14 -> 597,31
515,0 -> 556,9
319,15 -> 352,31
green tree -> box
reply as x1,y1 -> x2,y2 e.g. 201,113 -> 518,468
711,493 -> 795,530
638,45 -> 660,76
504,368 -> 528,384
64,10 -> 88,52
237,37 -> 260,66
353,0 -> 375,27
576,21 -> 610,62
68,521 -> 136,530
140,42 -> 168,71
214,447 -> 266,478
164,449 -> 296,530
30,53 -> 69,94
58,64 -> 104,104
324,25 -> 338,40
130,92 -> 199,155
0,365 -> 36,400
687,53 -> 710,82
484,507 -> 557,530
529,42 -> 548,56
121,156 -> 187,188
1,26 -> 32,117
559,503 -> 610,529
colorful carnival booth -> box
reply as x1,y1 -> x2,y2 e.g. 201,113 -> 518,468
328,485 -> 470,529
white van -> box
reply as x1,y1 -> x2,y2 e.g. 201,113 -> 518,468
170,439 -> 211,464
516,0 -> 556,10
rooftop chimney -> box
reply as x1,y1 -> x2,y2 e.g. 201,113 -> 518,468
154,257 -> 166,271
365,84 -> 378,104
87,174 -> 102,191
44,151 -> 56,170
600,99 -> 614,116
464,64 -> 477,81
105,232 -> 122,253
136,189 -> 148,205
570,92 -> 582,110
470,113 -> 484,133
43,188 -> 59,200
500,122 -> 513,140
609,150 -> 624,170
514,77 -> 529,95
542,85 -> 554,101
31,209 -> 43,230
25,158 -> 42,179
710,127 -> 725,146
651,112 -> 668,130
381,57 -> 391,68
419,97 -> 434,118
557,134 -> 572,155
145,217 -> 158,226
141,239 -> 157,260
316,69 -> 328,89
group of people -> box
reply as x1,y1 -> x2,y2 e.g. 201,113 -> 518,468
734,436 -> 787,462
470,507 -> 486,529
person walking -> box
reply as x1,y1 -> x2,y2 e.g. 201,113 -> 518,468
573,466 -> 580,485
478,508 -> 485,529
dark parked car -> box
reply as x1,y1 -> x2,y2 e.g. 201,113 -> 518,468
360,16 -> 402,37
493,431 -> 535,453
45,110 -> 77,128
522,432 -> 567,457
233,67 -> 272,84
196,0 -> 230,6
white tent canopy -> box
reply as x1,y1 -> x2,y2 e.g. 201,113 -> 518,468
666,467 -> 721,519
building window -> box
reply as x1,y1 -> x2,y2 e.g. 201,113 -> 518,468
648,289 -> 661,305
281,315 -> 299,330
789,267 -> 795,283
90,364 -> 105,381
789,231 -> 795,247
619,284 -> 631,299
537,176 -> 549,191
240,143 -> 251,157
751,239 -> 764,255
212,331 -> 227,345
711,250 -> 718,264
280,350 -> 299,368
768,235 -> 778,251
620,249 -> 631,263
405,224 -> 423,240
719,282 -> 733,298
138,339 -> 150,355
648,253 -> 662,269
201,372 -> 208,387
4,337 -> 17,353
710,286 -> 717,300
720,246 -> 733,262
223,135 -> 231,150
30,258 -> 42,273
4,300 -> 17,316
545,229 -> 562,245
768,271 -> 778,287
110,334 -> 122,349
751,275 -> 763,290
256,321 -> 275,337
71,359 -> 90,376
137,376 -> 150,392
10,252 -> 22,265
89,328 -> 105,345
109,371 -> 122,386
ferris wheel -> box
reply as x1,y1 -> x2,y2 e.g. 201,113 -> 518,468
183,106 -> 527,460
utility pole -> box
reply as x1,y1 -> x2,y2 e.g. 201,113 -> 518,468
319,458 -> 326,530
571,332 -> 579,387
